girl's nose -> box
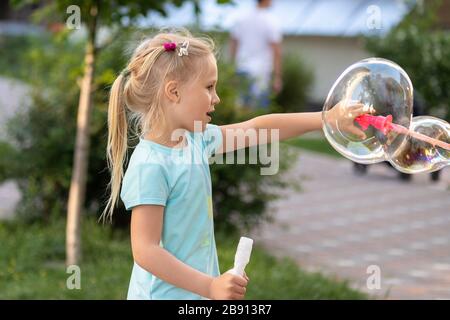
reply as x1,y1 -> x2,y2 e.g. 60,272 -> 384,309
213,93 -> 220,105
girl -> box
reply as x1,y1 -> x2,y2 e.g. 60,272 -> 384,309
103,30 -> 367,300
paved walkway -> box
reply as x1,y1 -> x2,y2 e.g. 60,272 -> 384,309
0,181 -> 21,220
0,77 -> 27,219
251,149 -> 450,300
0,77 -> 28,137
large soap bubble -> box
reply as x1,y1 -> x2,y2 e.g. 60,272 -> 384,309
323,57 -> 449,173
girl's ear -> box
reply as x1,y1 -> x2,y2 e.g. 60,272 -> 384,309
164,80 -> 180,103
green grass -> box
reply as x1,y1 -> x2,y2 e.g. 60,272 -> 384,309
284,137 -> 343,158
0,218 -> 131,299
0,218 -> 367,299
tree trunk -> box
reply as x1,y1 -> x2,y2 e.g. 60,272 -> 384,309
66,6 -> 98,267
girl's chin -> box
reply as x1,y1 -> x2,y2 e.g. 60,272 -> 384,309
187,120 -> 208,132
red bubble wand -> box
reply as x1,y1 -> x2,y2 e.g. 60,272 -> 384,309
355,114 -> 450,151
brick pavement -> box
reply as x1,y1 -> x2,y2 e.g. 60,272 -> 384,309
0,77 -> 27,219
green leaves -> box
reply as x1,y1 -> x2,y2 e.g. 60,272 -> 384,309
365,1 -> 450,121
274,54 -> 313,113
14,0 -> 204,28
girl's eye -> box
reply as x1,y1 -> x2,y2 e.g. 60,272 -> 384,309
207,85 -> 214,90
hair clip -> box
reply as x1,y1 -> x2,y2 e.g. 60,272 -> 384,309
163,42 -> 177,52
178,40 -> 189,56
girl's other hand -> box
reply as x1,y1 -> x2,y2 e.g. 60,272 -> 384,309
208,270 -> 248,300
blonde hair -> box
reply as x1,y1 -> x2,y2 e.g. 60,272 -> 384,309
101,30 -> 215,223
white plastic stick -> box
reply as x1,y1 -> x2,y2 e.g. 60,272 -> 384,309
229,237 -> 253,276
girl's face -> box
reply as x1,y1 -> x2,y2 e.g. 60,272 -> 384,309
176,54 -> 220,132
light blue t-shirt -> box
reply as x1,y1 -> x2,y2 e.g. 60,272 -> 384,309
120,124 -> 223,300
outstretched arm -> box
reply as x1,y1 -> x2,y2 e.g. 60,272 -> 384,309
218,102 -> 368,154
218,112 -> 322,154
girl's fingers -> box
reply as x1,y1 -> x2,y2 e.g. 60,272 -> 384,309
345,102 -> 376,115
232,292 -> 245,300
352,103 -> 376,115
349,103 -> 365,109
232,275 -> 248,287
233,285 -> 246,295
348,126 -> 367,139
352,105 -> 367,115
363,104 -> 376,114
344,102 -> 364,110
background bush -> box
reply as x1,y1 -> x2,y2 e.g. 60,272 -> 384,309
365,0 -> 450,122
274,54 -> 314,113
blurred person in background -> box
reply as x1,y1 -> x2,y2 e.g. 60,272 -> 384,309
229,0 -> 282,109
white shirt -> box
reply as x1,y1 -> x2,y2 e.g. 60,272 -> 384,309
231,7 -> 282,79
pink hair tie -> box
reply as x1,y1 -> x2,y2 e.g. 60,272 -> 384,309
163,42 -> 176,51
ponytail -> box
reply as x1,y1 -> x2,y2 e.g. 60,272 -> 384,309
101,73 -> 128,223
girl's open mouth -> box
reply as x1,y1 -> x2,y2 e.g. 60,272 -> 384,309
206,111 -> 214,119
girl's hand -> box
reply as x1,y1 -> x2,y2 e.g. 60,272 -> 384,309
208,270 -> 248,300
326,101 -> 375,140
